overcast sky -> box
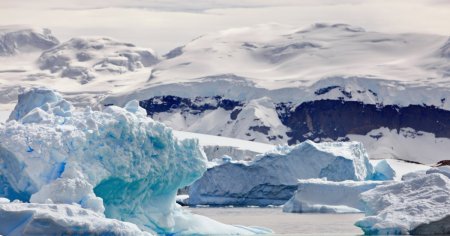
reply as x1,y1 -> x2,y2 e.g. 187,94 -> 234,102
1,0 -> 449,54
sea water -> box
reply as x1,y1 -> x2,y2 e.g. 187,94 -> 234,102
189,207 -> 364,235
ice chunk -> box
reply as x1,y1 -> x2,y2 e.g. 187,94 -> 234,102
30,174 -> 105,213
372,160 -> 396,180
0,88 -> 269,235
189,141 -> 374,206
355,173 -> 450,235
8,87 -> 63,121
0,201 -> 150,236
283,178 -> 388,213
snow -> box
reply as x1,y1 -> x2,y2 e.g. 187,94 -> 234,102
348,127 -> 450,164
0,201 -> 150,236
0,88 -> 270,235
283,178 -> 387,214
189,140 -> 375,206
355,173 -> 450,235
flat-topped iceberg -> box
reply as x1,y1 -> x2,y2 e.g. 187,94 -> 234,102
0,88 -> 270,235
189,141 -> 375,206
355,173 -> 450,235
283,179 -> 387,214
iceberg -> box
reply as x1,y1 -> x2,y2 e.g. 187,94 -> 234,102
0,88 -> 270,235
283,178 -> 387,213
189,141 -> 374,206
0,199 -> 150,236
355,173 -> 450,235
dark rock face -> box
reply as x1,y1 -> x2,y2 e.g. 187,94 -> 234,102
139,95 -> 450,145
436,160 -> 450,167
277,100 -> 450,145
139,95 -> 243,116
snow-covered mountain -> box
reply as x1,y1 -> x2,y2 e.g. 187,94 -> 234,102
1,23 -> 449,164
38,37 -> 158,83
107,23 -> 450,164
0,26 -> 59,56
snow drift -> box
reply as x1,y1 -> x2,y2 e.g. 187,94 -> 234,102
0,88 -> 269,235
282,179 -> 387,213
189,141 -> 374,206
355,173 -> 450,235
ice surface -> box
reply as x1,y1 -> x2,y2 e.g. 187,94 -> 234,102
283,178 -> 387,214
355,173 -> 450,235
0,201 -> 150,236
189,141 -> 374,206
0,88 -> 270,235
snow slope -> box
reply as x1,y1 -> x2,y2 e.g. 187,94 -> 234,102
0,88 -> 270,235
348,128 -> 450,164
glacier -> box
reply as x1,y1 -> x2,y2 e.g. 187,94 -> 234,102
0,88 -> 270,235
282,178 -> 388,214
189,141 -> 375,206
355,173 -> 450,235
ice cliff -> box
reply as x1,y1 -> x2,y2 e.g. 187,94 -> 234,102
189,141 -> 374,206
0,88 -> 269,235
